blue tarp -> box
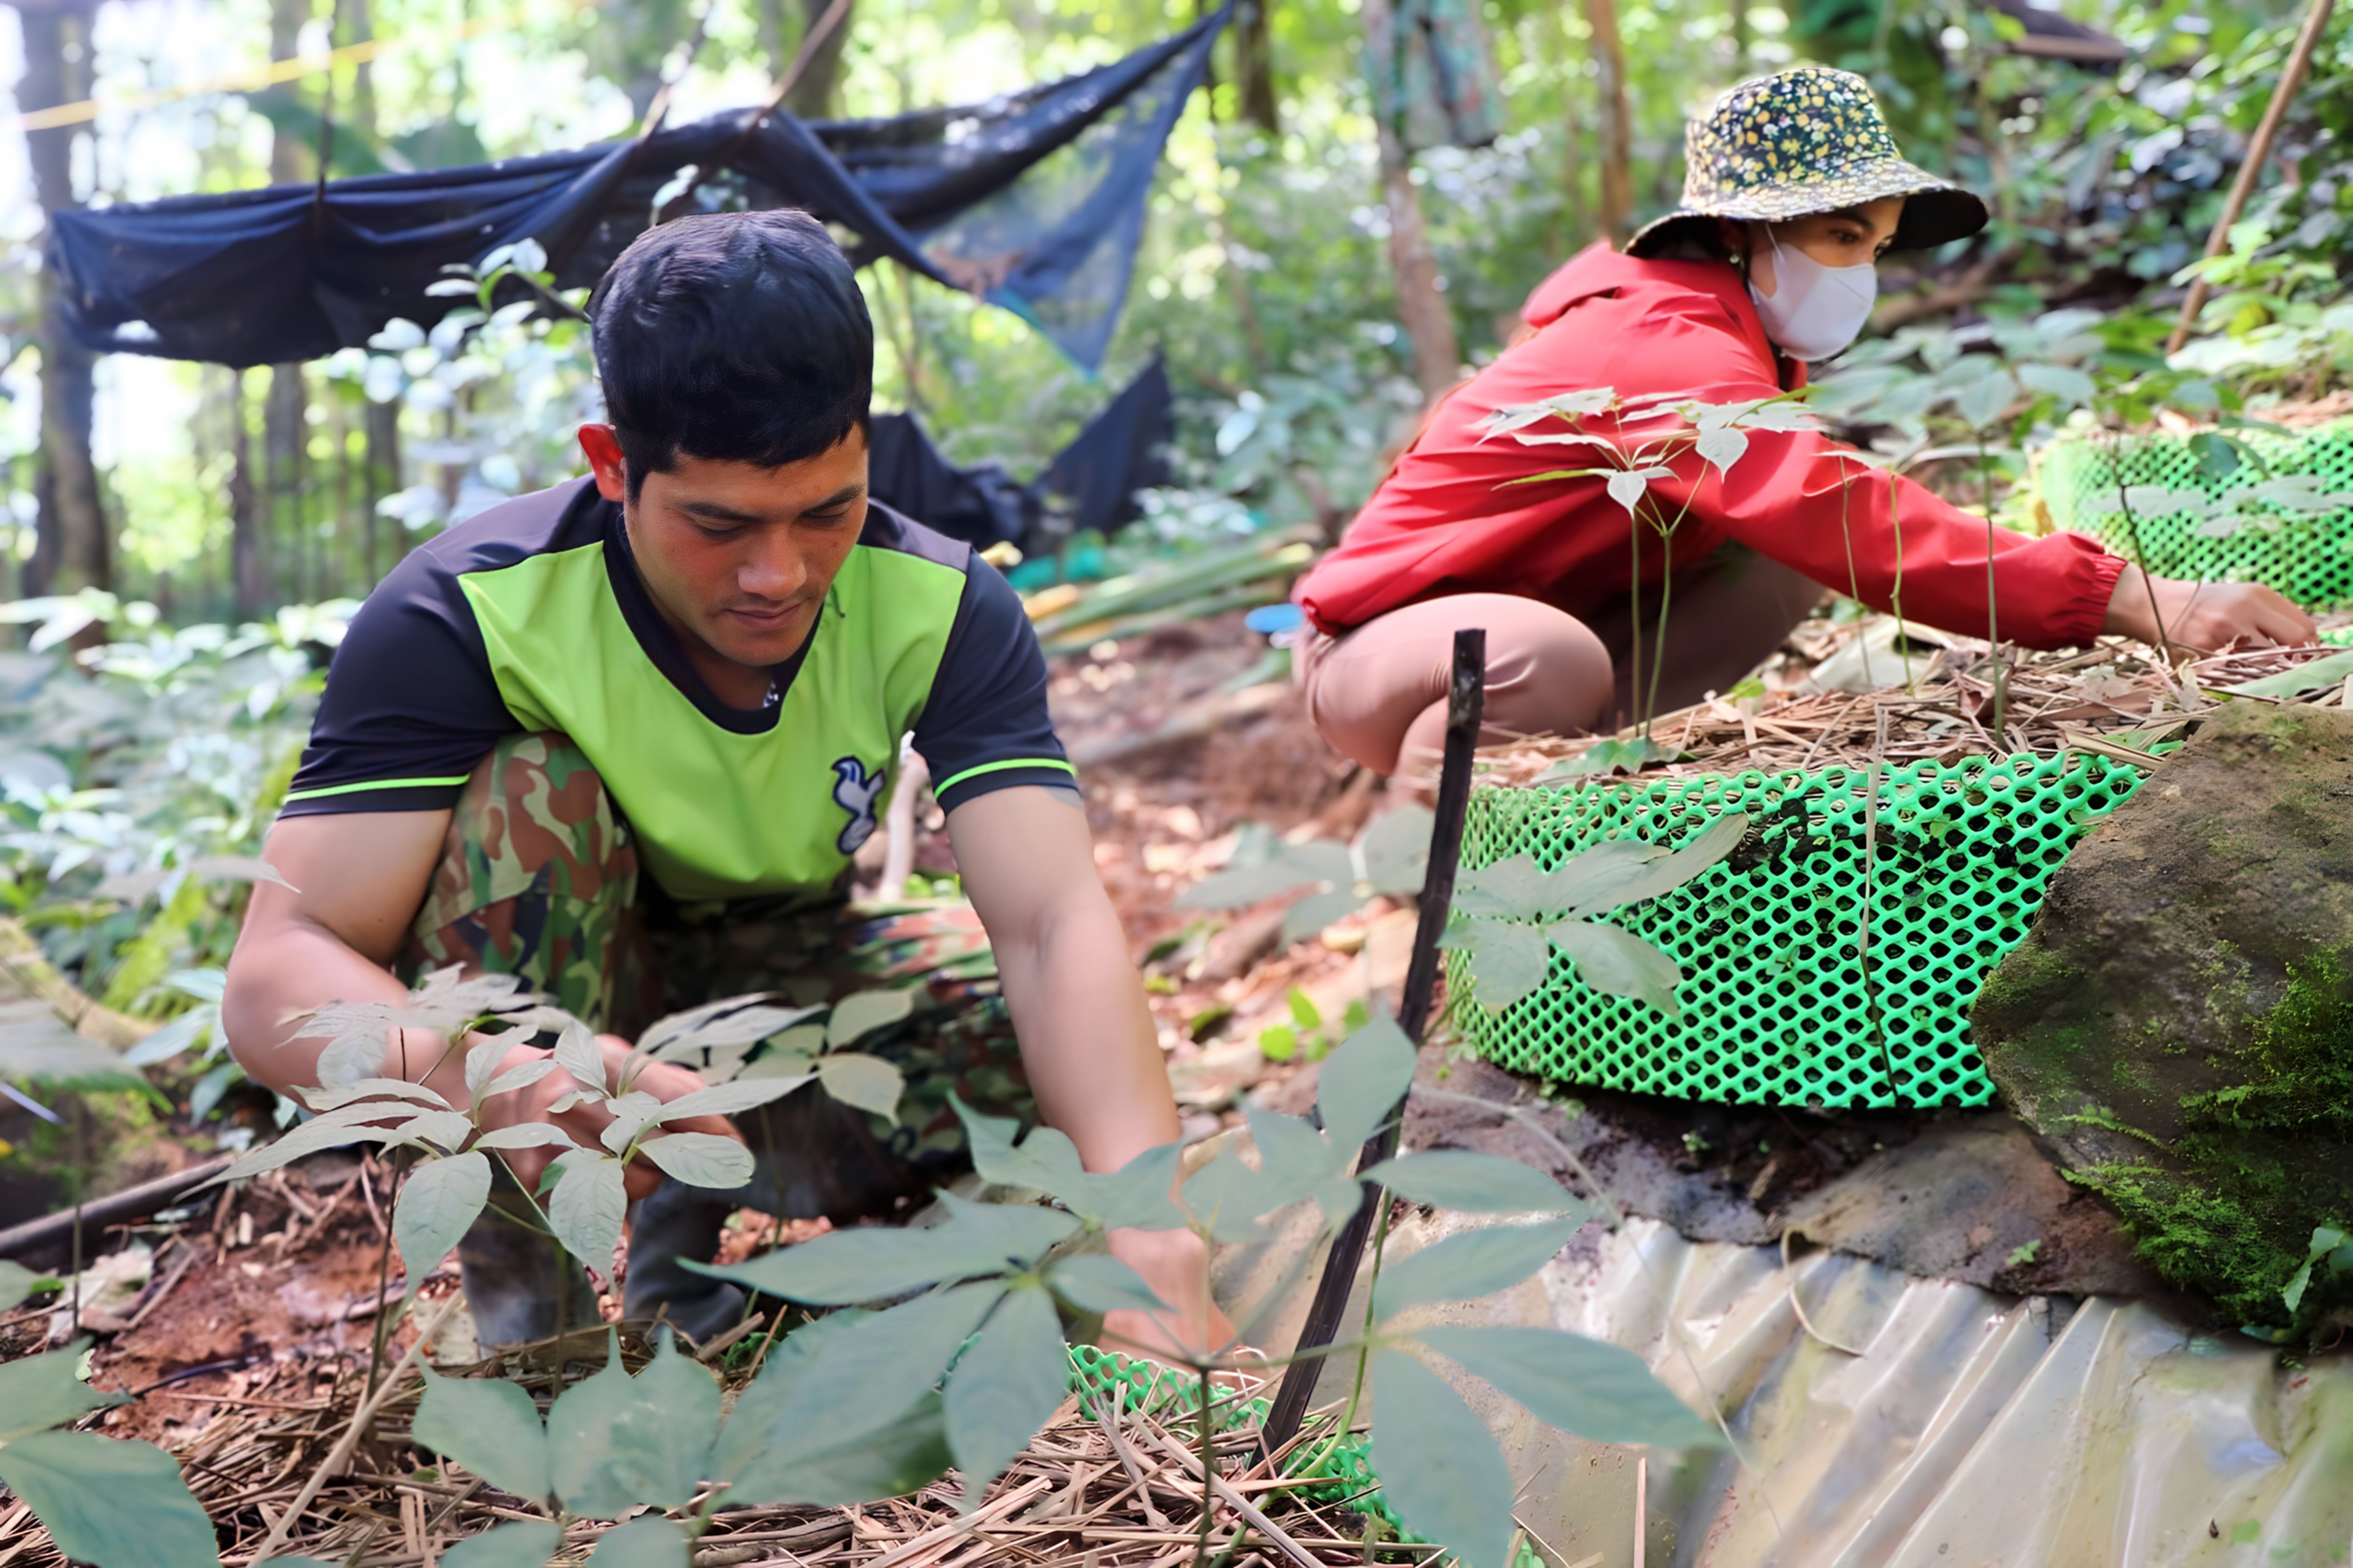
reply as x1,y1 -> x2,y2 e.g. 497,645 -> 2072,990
48,9 -> 1224,370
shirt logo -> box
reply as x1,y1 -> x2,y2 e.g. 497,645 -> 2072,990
831,756 -> 888,855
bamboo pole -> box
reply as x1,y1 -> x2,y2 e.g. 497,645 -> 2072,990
2166,0 -> 2336,355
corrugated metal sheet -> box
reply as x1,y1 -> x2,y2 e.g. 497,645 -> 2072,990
1390,1217 -> 2353,1568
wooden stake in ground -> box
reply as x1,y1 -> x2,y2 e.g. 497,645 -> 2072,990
1585,0 -> 1633,243
2166,0 -> 2336,354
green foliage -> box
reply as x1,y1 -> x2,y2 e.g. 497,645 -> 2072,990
1446,810 -> 1751,1013
0,1338 -> 213,1568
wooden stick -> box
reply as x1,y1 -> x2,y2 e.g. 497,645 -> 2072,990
1137,1425 -> 1326,1568
2167,0 -> 2337,354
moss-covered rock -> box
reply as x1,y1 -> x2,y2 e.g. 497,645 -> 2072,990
1975,702 -> 2353,1334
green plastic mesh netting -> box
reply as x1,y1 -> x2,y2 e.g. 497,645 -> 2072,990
1448,751 -> 2151,1109
2041,426 -> 2353,608
1064,1345 -> 1540,1567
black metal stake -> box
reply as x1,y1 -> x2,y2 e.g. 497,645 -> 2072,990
1259,628 -> 1485,1457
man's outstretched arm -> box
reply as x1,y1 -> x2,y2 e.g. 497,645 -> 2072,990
223,812 -> 733,1199
947,784 -> 1236,1361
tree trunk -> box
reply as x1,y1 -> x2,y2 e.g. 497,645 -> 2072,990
229,371 -> 267,619
365,401 -> 400,579
1234,0 -> 1278,133
1361,0 -> 1458,403
1729,0 -> 1750,76
18,1 -> 107,599
264,0 -> 310,607
784,0 -> 855,119
1585,0 -> 1633,243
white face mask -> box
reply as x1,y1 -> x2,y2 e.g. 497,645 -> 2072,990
1745,223 -> 1878,362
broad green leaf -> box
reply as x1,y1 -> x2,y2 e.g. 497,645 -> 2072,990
201,1102 -> 409,1185
2225,648 -> 2353,700
2017,362 -> 2096,409
598,1091 -> 665,1153
1045,1253 -> 1168,1314
395,1107 -> 480,1152
1465,920 -> 1550,1010
1367,1351 -> 1519,1568
1360,805 -> 1434,897
480,1057 -> 561,1099
1281,840 -> 1356,887
547,1155 -> 627,1267
588,1517 -> 688,1567
635,1131 -> 755,1189
1247,1107 -> 1348,1200
1560,812 -> 1748,917
1313,1176 -> 1366,1229
121,1008 -> 214,1067
958,1095 -> 1087,1194
554,1020 -> 608,1098
1258,1024 -> 1300,1061
415,1369 -> 551,1500
1417,1324 -> 1716,1448
1362,1150 -> 1586,1216
472,1123 -> 582,1152
944,1283 -> 1070,1501
636,994 -> 819,1065
1088,1142 -> 1188,1231
0,1002 -> 142,1088
1548,920 -> 1685,1016
1540,735 -> 1685,779
827,988 -> 915,1048
653,1074 -> 821,1123
549,1331 -> 718,1518
1694,423 -> 1748,472
715,1283 -> 1000,1501
818,1052 -> 905,1120
0,1339 -> 125,1442
441,1518 -> 562,1568
1173,859 -> 1326,910
1279,887 -> 1364,946
1317,1013 -> 1416,1152
1181,1146 -> 1281,1242
464,1037 -> 512,1100
0,1259 -> 48,1315
710,1311 -> 873,1480
693,1193 -> 1076,1304
394,1150 -> 491,1281
1455,857 -> 1551,920
0,1431 -> 218,1568
1540,838 -> 1669,913
1372,1217 -> 1585,1321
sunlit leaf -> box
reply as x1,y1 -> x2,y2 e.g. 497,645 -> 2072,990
817,1052 -> 904,1120
597,1090 -> 665,1153
653,1073 -> 817,1123
547,1154 -> 627,1265
1416,1324 -> 1718,1448
464,1038 -> 512,1100
1044,1253 -> 1168,1314
478,1057 -> 561,1099
1463,920 -> 1549,1009
944,1283 -> 1069,1502
634,1131 -> 754,1190
1548,920 -> 1685,1016
691,1193 -> 1075,1304
1559,811 -> 1748,916
0,1339 -> 125,1442
1366,1351 -> 1519,1568
0,1260 -> 50,1316
200,1102 -> 411,1187
414,1369 -> 551,1501
1693,423 -> 1749,472
1453,856 -> 1552,920
1361,1150 -> 1586,1216
1372,1216 -> 1585,1320
394,1150 -> 490,1282
587,1517 -> 687,1567
1316,1013 -> 1417,1152
954,1097 -> 1184,1230
0,1431 -> 219,1568
394,1107 -> 480,1152
293,1077 -> 452,1114
121,1008 -> 214,1068
440,1519 -> 561,1568
828,989 -> 916,1048
471,1123 -> 582,1152
554,1020 -> 609,1099
549,1330 -> 719,1518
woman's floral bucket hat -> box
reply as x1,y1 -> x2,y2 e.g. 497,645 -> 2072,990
1627,65 -> 1989,256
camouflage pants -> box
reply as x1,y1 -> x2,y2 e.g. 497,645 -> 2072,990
408,733 -> 1030,1342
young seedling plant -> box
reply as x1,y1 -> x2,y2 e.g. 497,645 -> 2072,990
1478,388 -> 1820,771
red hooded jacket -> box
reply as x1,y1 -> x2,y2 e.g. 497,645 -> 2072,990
1294,243 -> 2125,648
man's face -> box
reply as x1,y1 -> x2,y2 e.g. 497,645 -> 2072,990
579,424 -> 867,670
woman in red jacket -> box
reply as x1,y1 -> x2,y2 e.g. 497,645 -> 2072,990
1292,66 -> 2312,779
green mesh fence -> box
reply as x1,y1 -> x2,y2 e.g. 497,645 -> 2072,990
1448,751 -> 2151,1109
1065,1345 -> 1539,1567
2041,426 -> 2353,608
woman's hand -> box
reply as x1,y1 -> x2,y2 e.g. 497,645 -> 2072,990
473,1034 -> 744,1203
1097,1226 -> 1241,1368
2103,567 -> 2315,653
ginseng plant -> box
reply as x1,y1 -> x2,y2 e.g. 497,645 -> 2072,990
1476,387 -> 1820,774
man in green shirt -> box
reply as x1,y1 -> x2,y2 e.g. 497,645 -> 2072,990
222,210 -> 1225,1358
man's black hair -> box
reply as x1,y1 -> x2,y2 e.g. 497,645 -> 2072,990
588,209 -> 872,496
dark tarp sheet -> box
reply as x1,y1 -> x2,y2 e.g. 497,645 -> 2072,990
48,11 -> 1224,371
869,356 -> 1170,552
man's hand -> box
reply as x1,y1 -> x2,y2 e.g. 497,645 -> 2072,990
475,1034 -> 745,1203
2104,567 -> 2315,653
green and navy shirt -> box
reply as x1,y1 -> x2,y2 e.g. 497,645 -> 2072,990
282,477 -> 1074,901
